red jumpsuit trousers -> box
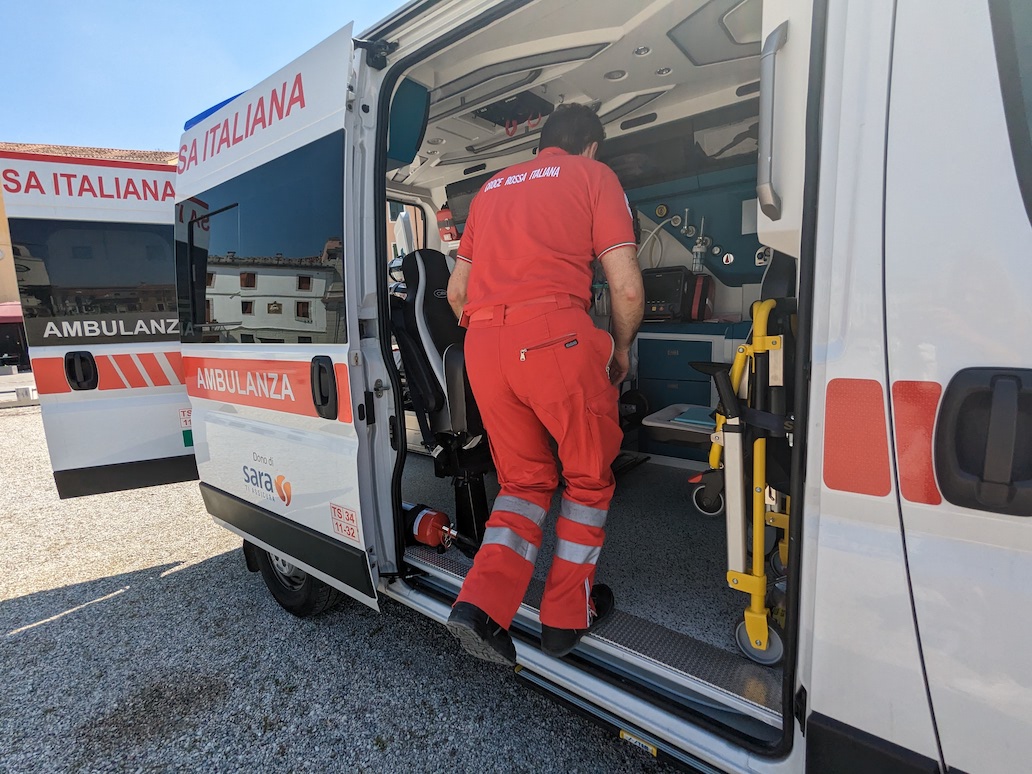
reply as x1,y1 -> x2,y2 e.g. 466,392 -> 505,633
455,294 -> 624,630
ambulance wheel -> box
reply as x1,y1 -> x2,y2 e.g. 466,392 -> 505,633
691,485 -> 725,517
256,550 -> 345,618
735,620 -> 784,666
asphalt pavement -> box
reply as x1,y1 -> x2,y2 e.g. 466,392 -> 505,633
0,404 -> 677,773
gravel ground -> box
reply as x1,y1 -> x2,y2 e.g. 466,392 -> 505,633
0,405 -> 678,773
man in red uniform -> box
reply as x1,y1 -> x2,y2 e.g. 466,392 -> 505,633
445,104 -> 645,664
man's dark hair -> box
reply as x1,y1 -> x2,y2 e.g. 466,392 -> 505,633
539,103 -> 605,155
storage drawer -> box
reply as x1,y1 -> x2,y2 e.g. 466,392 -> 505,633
637,339 -> 712,381
639,378 -> 711,413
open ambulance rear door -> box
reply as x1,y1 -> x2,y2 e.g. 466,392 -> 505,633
2,150 -> 197,497
173,25 -> 381,610
882,3 -> 1032,772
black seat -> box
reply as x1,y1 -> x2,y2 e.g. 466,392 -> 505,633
388,249 -> 491,552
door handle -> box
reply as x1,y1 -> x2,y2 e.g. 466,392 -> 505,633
64,351 -> 99,391
934,368 -> 1032,516
310,356 -> 338,420
756,21 -> 789,221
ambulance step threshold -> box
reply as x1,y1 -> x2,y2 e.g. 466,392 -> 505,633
404,545 -> 782,730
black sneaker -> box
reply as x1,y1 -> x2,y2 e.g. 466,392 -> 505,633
540,584 -> 615,658
446,602 -> 517,666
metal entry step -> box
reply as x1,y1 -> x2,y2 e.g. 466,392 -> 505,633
404,545 -> 783,729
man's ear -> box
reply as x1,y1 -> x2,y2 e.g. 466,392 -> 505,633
581,141 -> 599,160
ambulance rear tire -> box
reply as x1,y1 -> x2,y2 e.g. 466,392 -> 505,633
735,620 -> 784,666
256,550 -> 345,618
691,485 -> 724,517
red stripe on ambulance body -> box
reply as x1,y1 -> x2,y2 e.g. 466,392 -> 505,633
823,378 -> 893,496
184,357 -> 316,416
30,357 -> 71,394
95,355 -> 127,390
891,380 -> 943,505
112,354 -> 148,388
165,351 -> 185,382
138,352 -> 172,387
334,362 -> 353,424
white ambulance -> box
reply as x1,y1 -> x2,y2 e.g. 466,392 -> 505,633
21,1 -> 1032,771
0,149 -> 194,495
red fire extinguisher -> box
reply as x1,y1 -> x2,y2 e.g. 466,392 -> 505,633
437,206 -> 458,242
404,503 -> 477,552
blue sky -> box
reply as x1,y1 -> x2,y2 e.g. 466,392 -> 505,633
3,0 -> 407,152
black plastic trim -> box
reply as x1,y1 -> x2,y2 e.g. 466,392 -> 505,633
201,483 -> 375,599
780,0 -> 831,759
54,455 -> 198,499
988,0 -> 1032,229
806,713 -> 939,774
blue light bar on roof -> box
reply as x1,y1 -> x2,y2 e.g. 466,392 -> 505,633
183,93 -> 245,131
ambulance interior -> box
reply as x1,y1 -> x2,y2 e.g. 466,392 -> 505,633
382,0 -> 795,741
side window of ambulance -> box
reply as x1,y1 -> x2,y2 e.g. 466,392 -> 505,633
178,130 -> 345,344
10,218 -> 176,347
990,0 -> 1032,225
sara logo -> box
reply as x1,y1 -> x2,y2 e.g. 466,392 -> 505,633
242,465 -> 293,506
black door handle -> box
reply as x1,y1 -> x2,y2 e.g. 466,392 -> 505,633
64,351 -> 99,391
310,356 -> 338,420
934,368 -> 1032,516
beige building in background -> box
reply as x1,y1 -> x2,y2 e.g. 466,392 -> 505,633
0,185 -> 17,305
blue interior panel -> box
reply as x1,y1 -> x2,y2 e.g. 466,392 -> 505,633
387,79 -> 430,170
628,164 -> 764,287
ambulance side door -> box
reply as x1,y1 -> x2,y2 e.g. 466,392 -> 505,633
175,26 -> 381,610
884,3 -> 1032,772
3,152 -> 196,498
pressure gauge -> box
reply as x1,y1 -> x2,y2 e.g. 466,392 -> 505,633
655,204 -> 669,218
711,244 -> 722,256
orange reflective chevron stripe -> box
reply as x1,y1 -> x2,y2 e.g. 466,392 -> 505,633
112,354 -> 148,389
892,380 -> 943,505
138,352 -> 172,387
30,357 -> 71,394
334,362 -> 353,423
823,378 -> 892,496
30,352 -> 184,395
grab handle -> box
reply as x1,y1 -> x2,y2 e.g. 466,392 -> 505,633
756,21 -> 789,221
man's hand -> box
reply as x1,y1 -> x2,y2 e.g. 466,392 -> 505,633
599,245 -> 644,378
609,348 -> 630,385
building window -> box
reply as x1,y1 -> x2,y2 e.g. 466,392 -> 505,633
297,275 -> 312,291
240,333 -> 255,343
241,300 -> 254,315
240,272 -> 256,288
267,301 -> 282,315
205,299 -> 214,323
296,301 -> 311,319
206,272 -> 215,287
298,336 -> 313,343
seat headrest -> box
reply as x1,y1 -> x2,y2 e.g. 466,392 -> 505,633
401,248 -> 464,360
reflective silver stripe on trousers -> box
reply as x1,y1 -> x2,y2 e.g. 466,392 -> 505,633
554,538 -> 601,566
494,495 -> 548,526
482,527 -> 539,564
560,499 -> 607,528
